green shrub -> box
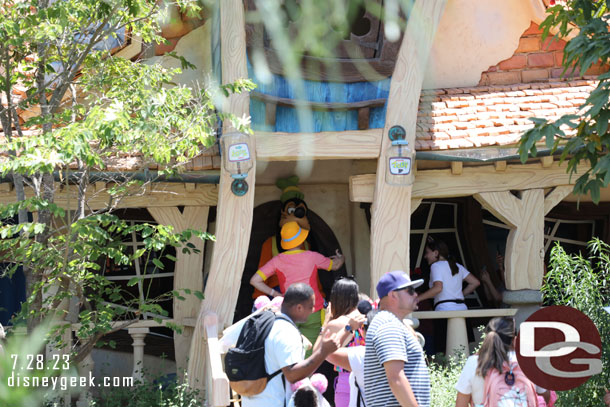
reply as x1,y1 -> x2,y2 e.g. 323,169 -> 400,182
91,373 -> 201,407
542,240 -> 610,407
429,353 -> 466,407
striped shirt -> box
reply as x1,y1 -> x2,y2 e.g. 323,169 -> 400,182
363,310 -> 430,407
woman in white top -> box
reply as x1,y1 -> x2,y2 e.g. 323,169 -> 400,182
417,236 -> 480,311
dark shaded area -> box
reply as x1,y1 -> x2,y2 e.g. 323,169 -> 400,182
0,213 -> 29,326
0,265 -> 25,326
244,0 -> 407,82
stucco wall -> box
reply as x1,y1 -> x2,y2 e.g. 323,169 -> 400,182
147,20 -> 212,90
423,0 -> 542,89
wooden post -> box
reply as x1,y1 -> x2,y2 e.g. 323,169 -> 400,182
474,186 -> 571,290
370,0 -> 448,296
147,206 -> 209,377
203,0 -> 252,329
188,0 -> 253,396
204,312 -> 230,407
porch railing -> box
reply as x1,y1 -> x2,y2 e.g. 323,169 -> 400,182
412,308 -> 518,357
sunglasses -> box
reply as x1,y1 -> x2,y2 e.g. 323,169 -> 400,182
396,286 -> 416,296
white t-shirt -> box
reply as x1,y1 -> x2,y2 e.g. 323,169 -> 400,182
242,314 -> 303,407
429,260 -> 470,311
455,352 -> 546,406
348,346 -> 365,407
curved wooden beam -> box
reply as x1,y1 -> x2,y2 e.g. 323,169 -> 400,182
189,0 -> 253,397
349,161 -> 577,203
369,0 -> 448,297
474,189 -> 545,290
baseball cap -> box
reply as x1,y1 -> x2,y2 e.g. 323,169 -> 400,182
376,270 -> 424,299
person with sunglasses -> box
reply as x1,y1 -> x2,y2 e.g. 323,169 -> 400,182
364,271 -> 430,407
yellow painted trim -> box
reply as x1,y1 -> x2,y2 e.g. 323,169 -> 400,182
283,249 -> 306,255
256,270 -> 267,281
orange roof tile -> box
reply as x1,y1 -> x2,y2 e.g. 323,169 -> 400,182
415,79 -> 595,151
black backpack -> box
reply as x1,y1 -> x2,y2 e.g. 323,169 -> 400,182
224,311 -> 294,396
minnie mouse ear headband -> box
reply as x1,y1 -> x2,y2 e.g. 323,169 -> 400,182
290,374 -> 328,393
253,295 -> 284,311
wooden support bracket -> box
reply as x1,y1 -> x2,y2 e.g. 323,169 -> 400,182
450,161 -> 463,175
543,186 -> 572,215
358,107 -> 370,130
540,156 -> 554,168
494,161 -> 507,172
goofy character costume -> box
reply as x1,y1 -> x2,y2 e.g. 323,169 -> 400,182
250,220 -> 344,355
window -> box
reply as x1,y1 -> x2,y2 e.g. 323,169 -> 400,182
544,217 -> 595,257
411,201 -> 466,269
481,211 -> 596,259
101,211 -> 175,320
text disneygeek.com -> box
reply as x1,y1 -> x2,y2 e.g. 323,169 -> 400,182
7,372 -> 134,391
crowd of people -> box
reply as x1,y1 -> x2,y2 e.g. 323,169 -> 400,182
238,227 -> 608,407
241,272 -> 565,407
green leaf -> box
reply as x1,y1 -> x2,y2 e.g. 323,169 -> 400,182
152,258 -> 164,269
127,277 -> 139,287
596,110 -> 610,136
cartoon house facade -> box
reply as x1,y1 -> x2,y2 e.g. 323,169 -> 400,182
1,0 -> 609,405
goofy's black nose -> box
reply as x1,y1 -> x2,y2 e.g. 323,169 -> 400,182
294,207 -> 306,218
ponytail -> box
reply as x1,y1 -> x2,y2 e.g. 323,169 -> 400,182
476,317 -> 515,377
447,254 -> 459,276
426,236 -> 459,275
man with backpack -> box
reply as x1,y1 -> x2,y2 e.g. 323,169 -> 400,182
239,283 -> 341,407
